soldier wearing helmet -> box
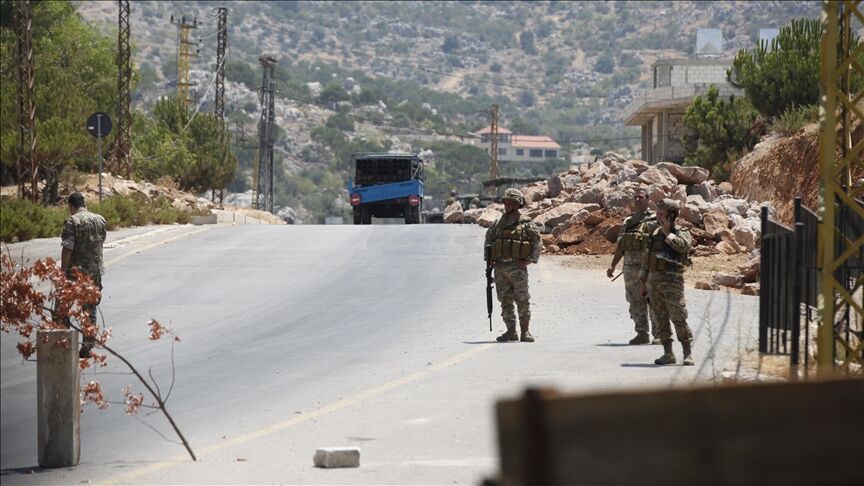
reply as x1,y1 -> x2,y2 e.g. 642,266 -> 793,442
484,188 -> 542,342
639,198 -> 695,366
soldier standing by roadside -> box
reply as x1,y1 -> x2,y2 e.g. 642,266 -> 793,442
639,199 -> 695,366
485,188 -> 541,343
60,192 -> 107,358
607,187 -> 659,345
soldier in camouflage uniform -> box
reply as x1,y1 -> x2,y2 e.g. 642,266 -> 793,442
607,187 -> 659,345
639,199 -> 694,366
60,192 -> 107,358
485,188 -> 542,342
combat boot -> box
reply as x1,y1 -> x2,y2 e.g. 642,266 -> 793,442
682,341 -> 695,366
520,329 -> 535,342
654,341 -> 677,365
496,327 -> 519,343
629,333 -> 650,345
651,336 -> 662,345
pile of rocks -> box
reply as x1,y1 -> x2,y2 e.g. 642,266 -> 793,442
75,173 -> 214,212
446,152 -> 770,289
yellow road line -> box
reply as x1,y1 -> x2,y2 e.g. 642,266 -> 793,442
104,227 -> 212,267
98,342 -> 495,485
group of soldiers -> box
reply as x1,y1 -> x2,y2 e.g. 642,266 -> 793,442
484,187 -> 694,366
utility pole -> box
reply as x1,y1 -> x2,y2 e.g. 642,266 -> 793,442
211,7 -> 228,208
14,0 -> 37,202
170,14 -> 199,109
114,0 -> 132,178
256,55 -> 277,213
214,7 -> 227,121
488,104 -> 499,197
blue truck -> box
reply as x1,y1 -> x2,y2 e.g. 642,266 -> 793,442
347,153 -> 424,224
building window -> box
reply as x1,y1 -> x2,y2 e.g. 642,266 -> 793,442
529,149 -> 543,158
481,134 -> 489,143
498,148 -> 507,156
544,150 -> 558,158
516,149 -> 524,156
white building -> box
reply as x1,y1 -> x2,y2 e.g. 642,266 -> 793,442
472,126 -> 561,162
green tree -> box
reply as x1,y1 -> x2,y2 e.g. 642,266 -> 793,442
519,30 -> 537,55
0,0 -> 119,201
594,52 -> 615,74
316,82 -> 350,106
728,19 -> 823,118
325,112 -> 355,132
682,86 -> 760,181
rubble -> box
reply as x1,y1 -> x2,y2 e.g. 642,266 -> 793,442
448,153 -> 778,292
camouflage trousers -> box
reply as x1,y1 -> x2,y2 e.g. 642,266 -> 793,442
494,261 -> 531,330
623,264 -> 657,337
647,271 -> 692,344
62,273 -> 102,346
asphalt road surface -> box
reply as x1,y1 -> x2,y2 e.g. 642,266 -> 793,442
1,224 -> 758,485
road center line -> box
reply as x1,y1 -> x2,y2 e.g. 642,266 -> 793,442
98,342 -> 495,485
104,227 -> 212,267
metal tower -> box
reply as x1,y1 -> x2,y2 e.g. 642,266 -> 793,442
170,14 -> 199,109
815,0 -> 864,375
214,7 -> 228,121
489,104 -> 499,196
114,0 -> 133,178
256,56 -> 277,213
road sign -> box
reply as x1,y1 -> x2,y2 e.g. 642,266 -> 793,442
86,112 -> 112,138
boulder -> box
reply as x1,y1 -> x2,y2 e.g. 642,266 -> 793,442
443,202 -> 463,223
533,203 -> 601,229
703,207 -> 731,237
686,194 -> 710,211
583,163 -> 610,183
575,185 -> 607,205
638,167 -> 678,192
671,184 -> 688,206
715,241 -> 740,255
522,185 -> 547,203
460,208 -> 483,225
656,162 -> 710,185
738,254 -> 760,282
612,165 -> 639,185
595,217 -> 624,242
548,173 -> 582,197
627,159 -> 650,174
695,281 -> 720,290
741,283 -> 760,296
680,203 -> 703,226
556,224 -> 591,246
689,227 -> 716,246
717,181 -> 734,195
720,198 -> 750,217
546,174 -> 563,198
732,224 -> 759,252
598,152 -> 628,165
688,181 -> 716,202
476,208 -> 503,228
691,245 -> 717,257
602,190 -> 631,210
712,272 -> 744,289
584,210 -> 607,226
646,184 -> 666,203
718,229 -> 743,253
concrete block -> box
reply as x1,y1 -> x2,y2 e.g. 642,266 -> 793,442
190,214 -> 217,225
37,329 -> 80,468
313,447 -> 360,468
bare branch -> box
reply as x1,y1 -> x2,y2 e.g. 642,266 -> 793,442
148,366 -> 163,401
130,414 -> 183,446
165,337 -> 176,403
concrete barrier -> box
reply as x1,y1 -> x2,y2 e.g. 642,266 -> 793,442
313,447 -> 360,468
37,329 -> 80,467
495,378 -> 864,485
190,214 -> 218,225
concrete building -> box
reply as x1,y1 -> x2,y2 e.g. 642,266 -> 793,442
473,126 -> 561,162
623,58 -> 743,164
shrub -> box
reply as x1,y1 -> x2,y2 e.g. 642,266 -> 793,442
770,104 -> 818,137
0,199 -> 67,242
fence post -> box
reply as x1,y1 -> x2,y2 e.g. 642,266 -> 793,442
37,329 -> 81,467
791,200 -> 804,379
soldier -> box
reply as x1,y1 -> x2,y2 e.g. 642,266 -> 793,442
468,198 -> 480,210
445,188 -> 458,206
485,188 -> 542,342
60,192 -> 107,358
639,199 -> 694,366
607,187 -> 659,345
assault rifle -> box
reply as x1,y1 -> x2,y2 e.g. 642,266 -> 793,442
484,244 -> 493,332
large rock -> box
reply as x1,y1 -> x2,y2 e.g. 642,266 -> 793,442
738,254 -> 760,282
717,181 -> 734,195
602,190 -> 631,211
584,210 -> 607,226
671,184 -> 688,206
695,281 -> 720,291
712,272 -> 744,289
686,194 -> 710,211
703,207 -> 731,237
583,163 -> 610,183
546,173 -> 564,198
533,203 -> 601,229
522,184 -> 547,203
611,165 -> 639,185
595,217 -> 624,242
628,159 -> 650,174
656,162 -> 710,185
575,185 -> 607,205
715,240 -> 740,255
443,202 -> 463,223
460,208 -> 483,225
741,283 -> 760,296
597,151 -> 628,165
638,166 -> 677,192
680,203 -> 703,226
548,173 -> 582,197
688,181 -> 716,202
732,223 -> 759,252
476,208 -> 502,228
556,224 -> 591,246
646,184 -> 666,203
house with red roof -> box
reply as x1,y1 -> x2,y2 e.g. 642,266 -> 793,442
472,126 -> 561,163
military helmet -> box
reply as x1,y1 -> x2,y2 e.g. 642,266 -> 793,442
657,198 -> 681,211
502,188 -> 525,207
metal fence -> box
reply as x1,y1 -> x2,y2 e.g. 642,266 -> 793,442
760,198 -> 864,373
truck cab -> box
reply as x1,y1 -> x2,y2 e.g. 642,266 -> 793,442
348,153 -> 424,224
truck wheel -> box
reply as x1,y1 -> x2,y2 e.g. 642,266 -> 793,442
361,206 -> 372,225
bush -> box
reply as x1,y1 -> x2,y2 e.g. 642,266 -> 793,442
90,194 -> 198,230
770,104 -> 818,137
0,199 -> 67,242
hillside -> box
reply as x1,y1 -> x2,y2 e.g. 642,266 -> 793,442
72,0 -> 820,222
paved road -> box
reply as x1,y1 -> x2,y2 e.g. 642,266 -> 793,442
1,224 -> 758,485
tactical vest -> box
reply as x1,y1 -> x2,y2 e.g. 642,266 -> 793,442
491,221 -> 533,260
646,230 -> 687,273
618,214 -> 654,251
